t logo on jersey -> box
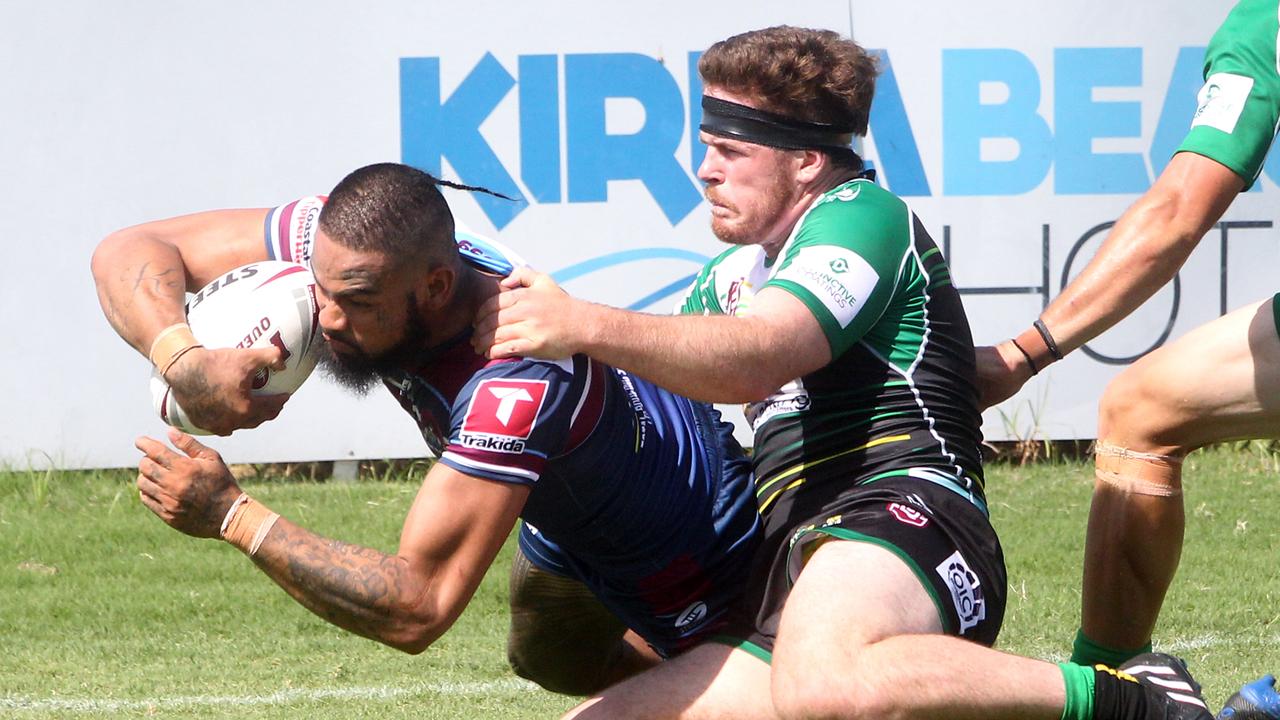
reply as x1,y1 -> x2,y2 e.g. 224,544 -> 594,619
462,379 -> 548,443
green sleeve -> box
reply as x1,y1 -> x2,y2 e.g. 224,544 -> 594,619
763,183 -> 910,357
676,247 -> 735,316
1177,0 -> 1280,188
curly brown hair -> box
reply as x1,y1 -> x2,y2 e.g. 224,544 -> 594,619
699,26 -> 879,136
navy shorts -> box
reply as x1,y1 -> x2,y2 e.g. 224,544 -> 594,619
518,411 -> 760,658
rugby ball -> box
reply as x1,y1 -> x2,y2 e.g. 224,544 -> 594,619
149,260 -> 321,435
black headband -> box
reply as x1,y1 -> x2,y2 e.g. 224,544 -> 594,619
699,95 -> 856,153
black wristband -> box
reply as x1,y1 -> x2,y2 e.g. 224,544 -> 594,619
1033,319 -> 1063,361
1011,338 -> 1040,375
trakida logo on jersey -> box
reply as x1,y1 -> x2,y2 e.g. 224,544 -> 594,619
459,379 -> 548,453
887,502 -> 929,527
936,550 -> 985,633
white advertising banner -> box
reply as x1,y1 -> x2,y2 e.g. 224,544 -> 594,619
1,0 -> 1267,469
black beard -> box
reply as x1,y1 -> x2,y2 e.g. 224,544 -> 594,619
316,342 -> 384,396
317,299 -> 430,396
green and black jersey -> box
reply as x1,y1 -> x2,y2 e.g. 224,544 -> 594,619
679,179 -> 986,520
1178,0 -> 1280,188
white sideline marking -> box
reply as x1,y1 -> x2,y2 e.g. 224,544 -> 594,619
1017,632 -> 1280,662
0,678 -> 538,713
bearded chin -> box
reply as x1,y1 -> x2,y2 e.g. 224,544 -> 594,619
317,297 -> 431,397
707,170 -> 793,246
316,343 -> 383,396
710,216 -> 752,245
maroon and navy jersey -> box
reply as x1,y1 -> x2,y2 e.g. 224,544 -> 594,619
264,197 -> 760,653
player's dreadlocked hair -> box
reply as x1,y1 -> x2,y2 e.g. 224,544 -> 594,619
319,163 -> 509,267
699,26 -> 879,138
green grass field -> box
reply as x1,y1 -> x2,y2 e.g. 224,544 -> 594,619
3,447 -> 1279,718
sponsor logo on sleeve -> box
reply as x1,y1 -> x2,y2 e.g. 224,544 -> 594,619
1190,72 -> 1254,135
459,378 -> 549,453
936,550 -> 986,634
291,197 -> 325,267
773,245 -> 878,329
887,502 -> 930,527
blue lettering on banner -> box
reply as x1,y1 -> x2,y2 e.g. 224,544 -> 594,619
868,49 -> 930,196
942,48 -> 1053,195
518,55 -> 561,203
399,46 -> 1268,224
686,51 -> 705,183
564,53 -> 702,225
1149,46 -> 1211,181
1054,47 -> 1148,194
400,54 -> 526,228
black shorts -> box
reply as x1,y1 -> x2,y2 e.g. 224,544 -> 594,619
716,474 -> 1006,661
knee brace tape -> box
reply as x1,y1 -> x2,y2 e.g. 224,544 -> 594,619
1094,443 -> 1183,497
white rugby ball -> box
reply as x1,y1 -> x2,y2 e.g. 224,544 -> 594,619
150,260 -> 321,435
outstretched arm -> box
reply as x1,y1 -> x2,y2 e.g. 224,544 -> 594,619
135,429 -> 529,653
473,268 -> 831,403
977,152 -> 1244,408
91,209 -> 288,433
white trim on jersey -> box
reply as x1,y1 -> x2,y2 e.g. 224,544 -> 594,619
568,358 -> 593,427
440,451 -> 541,482
854,202 -> 964,482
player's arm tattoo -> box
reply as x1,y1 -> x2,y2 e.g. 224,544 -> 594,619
167,361 -> 219,412
134,262 -> 183,298
249,520 -> 434,647
101,260 -> 189,352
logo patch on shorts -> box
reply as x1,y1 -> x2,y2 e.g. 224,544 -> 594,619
1191,72 -> 1254,134
459,379 -> 548,453
674,601 -> 708,630
887,502 -> 929,527
936,550 -> 986,634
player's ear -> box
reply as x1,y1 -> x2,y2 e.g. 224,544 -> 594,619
795,148 -> 826,184
421,263 -> 456,311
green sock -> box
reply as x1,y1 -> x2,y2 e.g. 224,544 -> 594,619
1059,662 -> 1096,720
1070,629 -> 1152,667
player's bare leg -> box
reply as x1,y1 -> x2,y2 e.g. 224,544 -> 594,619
507,547 -> 660,695
770,540 -> 1066,719
562,539 -> 1213,719
562,643 -> 775,720
1082,296 -> 1280,656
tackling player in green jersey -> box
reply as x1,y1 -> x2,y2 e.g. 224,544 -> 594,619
477,24 -> 1222,720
